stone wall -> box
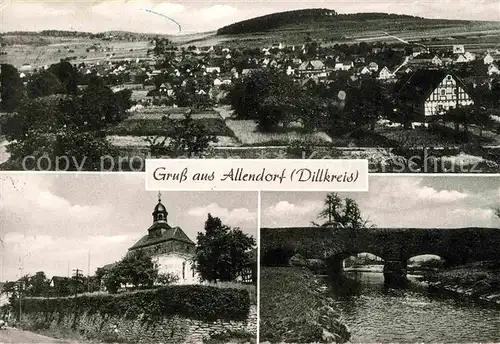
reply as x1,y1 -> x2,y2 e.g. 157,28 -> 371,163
20,305 -> 257,344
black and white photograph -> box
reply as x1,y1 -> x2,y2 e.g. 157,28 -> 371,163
260,176 -> 500,343
0,173 -> 258,343
1,1 -> 500,172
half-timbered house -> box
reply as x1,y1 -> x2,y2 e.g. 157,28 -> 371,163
397,70 -> 473,124
297,60 -> 328,77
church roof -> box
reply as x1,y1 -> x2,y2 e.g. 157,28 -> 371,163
128,223 -> 195,251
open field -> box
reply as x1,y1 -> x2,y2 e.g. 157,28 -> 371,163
226,119 -> 332,146
108,116 -> 234,137
1,36 -> 151,68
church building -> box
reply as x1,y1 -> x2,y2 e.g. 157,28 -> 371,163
127,193 -> 199,285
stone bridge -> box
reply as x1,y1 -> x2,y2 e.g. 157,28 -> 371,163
261,227 -> 500,285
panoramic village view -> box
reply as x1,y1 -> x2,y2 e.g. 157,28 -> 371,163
260,177 -> 500,343
0,174 -> 258,343
1,5 -> 500,171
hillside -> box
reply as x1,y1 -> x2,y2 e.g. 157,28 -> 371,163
216,9 -> 500,47
0,30 -> 170,41
217,9 -> 485,36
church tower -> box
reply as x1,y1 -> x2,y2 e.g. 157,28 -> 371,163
127,192 -> 199,285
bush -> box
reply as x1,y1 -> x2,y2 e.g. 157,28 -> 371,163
205,329 -> 255,344
108,118 -> 234,137
13,285 -> 250,322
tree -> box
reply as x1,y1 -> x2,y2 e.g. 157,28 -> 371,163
194,214 -> 256,282
6,126 -> 116,171
1,64 -> 25,112
80,75 -> 125,129
26,271 -> 50,297
3,95 -> 79,141
344,79 -> 390,131
473,107 -> 495,137
147,113 -> 217,157
155,272 -> 180,285
102,268 -> 121,294
103,251 -> 159,293
227,69 -> 302,131
316,193 -> 371,228
1,281 -> 19,301
443,105 -> 474,134
295,93 -> 326,132
118,250 -> 159,289
26,71 -> 65,98
149,37 -> 176,69
47,61 -> 79,94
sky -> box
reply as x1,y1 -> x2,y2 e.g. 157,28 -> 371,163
0,173 -> 258,281
262,176 -> 500,228
0,0 -> 498,34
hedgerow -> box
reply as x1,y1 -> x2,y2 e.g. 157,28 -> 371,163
13,285 -> 250,322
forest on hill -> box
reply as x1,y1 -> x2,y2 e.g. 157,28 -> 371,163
216,9 -> 473,35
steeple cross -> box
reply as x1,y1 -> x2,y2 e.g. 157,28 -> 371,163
158,191 -> 162,202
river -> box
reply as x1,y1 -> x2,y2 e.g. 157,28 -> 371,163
325,271 -> 500,343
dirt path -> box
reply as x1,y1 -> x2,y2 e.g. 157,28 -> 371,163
0,328 -> 80,343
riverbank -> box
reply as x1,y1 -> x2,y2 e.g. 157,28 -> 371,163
423,261 -> 500,306
260,266 -> 350,343
0,138 -> 10,165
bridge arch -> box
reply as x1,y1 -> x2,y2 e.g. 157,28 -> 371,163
407,254 -> 448,271
327,250 -> 387,274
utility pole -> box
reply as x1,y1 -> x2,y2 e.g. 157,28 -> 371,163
72,268 -> 83,297
327,194 -> 333,224
87,250 -> 91,293
18,267 -> 23,322
328,199 -> 332,224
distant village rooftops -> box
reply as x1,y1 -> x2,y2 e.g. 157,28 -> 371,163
298,60 -> 325,70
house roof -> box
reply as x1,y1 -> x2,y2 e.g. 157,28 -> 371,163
298,60 -> 324,70
397,69 -> 470,104
129,224 -> 195,251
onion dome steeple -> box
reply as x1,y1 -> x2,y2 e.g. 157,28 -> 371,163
152,191 -> 168,223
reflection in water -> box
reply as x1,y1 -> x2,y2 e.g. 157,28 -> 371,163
325,271 -> 500,343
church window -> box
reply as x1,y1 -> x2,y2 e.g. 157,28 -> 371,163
157,213 -> 164,220
182,262 -> 186,279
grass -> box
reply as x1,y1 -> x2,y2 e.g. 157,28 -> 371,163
260,266 -> 349,343
425,261 -> 500,298
2,36 -> 150,68
204,329 -> 256,344
376,124 -> 494,148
